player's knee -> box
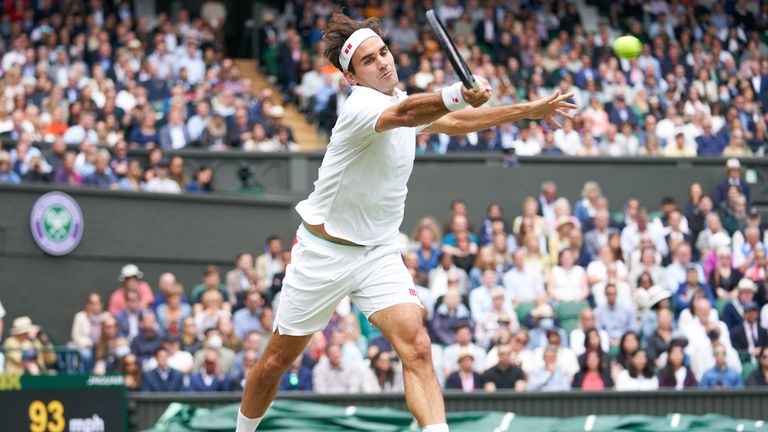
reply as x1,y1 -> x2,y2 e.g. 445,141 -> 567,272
400,331 -> 432,367
260,351 -> 294,378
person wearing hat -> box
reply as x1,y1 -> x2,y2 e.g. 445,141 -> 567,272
145,158 -> 182,194
108,264 -> 155,316
730,301 -> 768,359
525,302 -> 568,351
722,278 -> 760,331
444,347 -> 484,391
2,316 -> 57,375
0,150 -> 21,184
715,158 -> 751,209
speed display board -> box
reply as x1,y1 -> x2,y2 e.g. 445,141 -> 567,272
0,374 -> 126,432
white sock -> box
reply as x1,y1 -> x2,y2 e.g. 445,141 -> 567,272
422,423 -> 449,432
236,410 -> 263,432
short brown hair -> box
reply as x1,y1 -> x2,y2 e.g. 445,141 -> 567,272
323,12 -> 387,74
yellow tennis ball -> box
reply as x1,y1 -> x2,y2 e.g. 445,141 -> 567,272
613,35 -> 642,59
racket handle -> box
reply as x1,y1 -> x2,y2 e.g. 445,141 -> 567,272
470,75 -> 481,90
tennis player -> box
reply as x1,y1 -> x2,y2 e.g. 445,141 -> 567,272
237,12 -> 576,432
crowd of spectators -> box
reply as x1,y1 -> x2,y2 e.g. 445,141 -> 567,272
3,160 -> 768,393
0,0 -> 297,191
265,0 -> 768,156
3,0 -> 767,194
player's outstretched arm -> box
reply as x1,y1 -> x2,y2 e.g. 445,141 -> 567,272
421,90 -> 577,136
375,81 -> 490,132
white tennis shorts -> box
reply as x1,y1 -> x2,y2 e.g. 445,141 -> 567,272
274,224 -> 421,336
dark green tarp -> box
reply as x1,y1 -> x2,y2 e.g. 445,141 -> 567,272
143,399 -> 767,432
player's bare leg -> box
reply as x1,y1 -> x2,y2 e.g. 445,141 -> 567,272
237,331 -> 312,431
369,303 -> 447,430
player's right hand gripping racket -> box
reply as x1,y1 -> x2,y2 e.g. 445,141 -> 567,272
426,9 -> 480,90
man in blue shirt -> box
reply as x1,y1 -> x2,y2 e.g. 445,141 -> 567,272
700,343 -> 744,389
233,291 -> 264,339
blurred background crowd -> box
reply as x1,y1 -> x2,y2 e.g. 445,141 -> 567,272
3,166 -> 768,392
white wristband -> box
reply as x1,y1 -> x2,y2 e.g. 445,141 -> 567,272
441,82 -> 468,112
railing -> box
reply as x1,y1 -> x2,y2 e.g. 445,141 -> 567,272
0,346 -> 84,373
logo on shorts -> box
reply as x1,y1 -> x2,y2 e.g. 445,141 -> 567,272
30,191 -> 84,256
344,43 -> 352,55
409,288 -> 419,297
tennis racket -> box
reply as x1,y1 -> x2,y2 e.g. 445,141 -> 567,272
426,9 -> 479,90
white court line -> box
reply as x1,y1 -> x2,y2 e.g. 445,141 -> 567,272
584,414 -> 596,431
670,413 -> 681,428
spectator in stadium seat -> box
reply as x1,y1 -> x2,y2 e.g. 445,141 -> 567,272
193,328 -> 235,374
231,349 -> 260,391
482,342 -> 526,391
504,247 -> 546,304
524,303 -> 567,351
70,293 -> 109,371
180,317 -> 202,355
528,345 -> 572,391
572,348 -> 613,390
615,349 -> 658,391
109,264 -> 154,316
746,346 -> 768,386
118,159 -> 145,191
144,336 -> 194,375
658,341 -> 698,390
733,226 -> 767,274
715,158 -> 752,208
93,318 -> 122,375
664,243 -> 705,294
185,165 -> 214,193
722,278 -> 759,331
684,297 -> 741,380
130,311 -> 163,369
159,109 -> 191,150
218,316 -> 242,352
118,353 -> 142,391
254,236 -> 284,292
3,316 -> 57,375
699,343 -> 744,389
442,323 -> 486,379
445,348 -> 484,392
364,350 -> 405,393
189,349 -> 231,392
226,253 -> 256,306
674,267 -> 716,317
128,110 -> 161,149
722,128 -> 753,157
429,289 -> 472,346
570,309 -> 610,357
142,346 -> 185,392
187,101 -> 212,144
547,249 -> 589,303
429,252 -> 469,298
696,118 -> 728,156
0,150 -> 21,184
191,265 -> 230,307
730,301 -> 767,358
710,247 -> 743,300
584,210 -> 619,258
474,288 -> 518,349
63,111 -> 98,145
414,225 -> 441,274
83,149 -> 118,189
155,281 -> 190,337
313,344 -> 371,393
145,158 -> 181,193
194,289 -> 231,339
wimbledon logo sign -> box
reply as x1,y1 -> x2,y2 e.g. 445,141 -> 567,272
30,191 -> 84,256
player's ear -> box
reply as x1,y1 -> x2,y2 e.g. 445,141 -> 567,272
343,70 -> 357,86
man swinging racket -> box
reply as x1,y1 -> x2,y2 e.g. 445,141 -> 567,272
237,12 -> 576,432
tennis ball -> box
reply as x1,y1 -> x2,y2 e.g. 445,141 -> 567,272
613,35 -> 642,59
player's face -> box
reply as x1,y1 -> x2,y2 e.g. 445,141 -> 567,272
347,37 -> 398,95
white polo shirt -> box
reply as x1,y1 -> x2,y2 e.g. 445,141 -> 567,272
296,85 -> 426,246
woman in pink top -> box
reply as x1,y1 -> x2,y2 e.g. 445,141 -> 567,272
572,349 -> 613,390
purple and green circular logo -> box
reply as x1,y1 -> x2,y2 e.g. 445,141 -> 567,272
30,191 -> 84,256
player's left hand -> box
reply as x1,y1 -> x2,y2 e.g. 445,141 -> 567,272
526,90 -> 578,128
